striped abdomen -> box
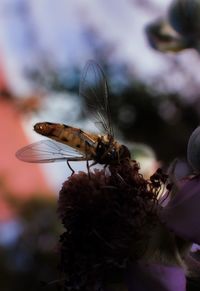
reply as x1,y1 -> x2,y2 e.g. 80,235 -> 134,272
34,122 -> 98,156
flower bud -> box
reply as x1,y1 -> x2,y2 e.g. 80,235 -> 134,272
145,19 -> 189,52
168,0 -> 200,38
187,126 -> 200,173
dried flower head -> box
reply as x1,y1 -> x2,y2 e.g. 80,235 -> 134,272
57,160 -> 168,290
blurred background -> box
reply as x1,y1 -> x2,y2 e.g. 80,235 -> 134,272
1,0 -> 200,290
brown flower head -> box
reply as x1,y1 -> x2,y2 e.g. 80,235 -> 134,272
57,160 -> 168,290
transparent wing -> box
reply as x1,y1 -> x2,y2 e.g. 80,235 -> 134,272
16,140 -> 86,163
79,60 -> 114,136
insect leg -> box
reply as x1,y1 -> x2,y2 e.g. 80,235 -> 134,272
67,160 -> 75,176
86,159 -> 91,179
85,141 -> 91,178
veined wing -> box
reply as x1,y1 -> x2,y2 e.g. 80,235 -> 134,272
16,140 -> 86,163
79,60 -> 114,136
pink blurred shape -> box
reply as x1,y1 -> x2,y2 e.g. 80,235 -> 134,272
0,99 -> 53,221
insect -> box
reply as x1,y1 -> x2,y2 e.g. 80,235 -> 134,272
16,61 -> 131,174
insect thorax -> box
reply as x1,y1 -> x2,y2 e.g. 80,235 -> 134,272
95,138 -> 130,165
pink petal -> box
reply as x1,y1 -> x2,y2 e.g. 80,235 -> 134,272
160,177 -> 200,244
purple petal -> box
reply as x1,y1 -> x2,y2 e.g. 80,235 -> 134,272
160,177 -> 200,244
126,261 -> 186,291
185,254 -> 200,277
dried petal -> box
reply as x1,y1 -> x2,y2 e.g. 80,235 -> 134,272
187,126 -> 200,173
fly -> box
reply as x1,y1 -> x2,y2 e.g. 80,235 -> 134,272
16,61 -> 131,174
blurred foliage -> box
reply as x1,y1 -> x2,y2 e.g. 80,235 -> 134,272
0,194 -> 62,291
26,63 -> 200,166
111,83 -> 199,164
